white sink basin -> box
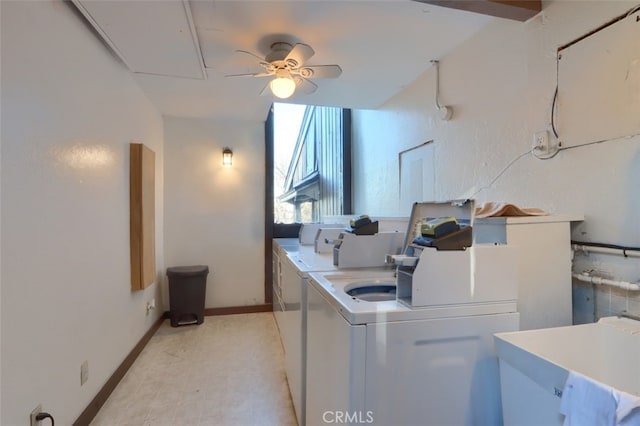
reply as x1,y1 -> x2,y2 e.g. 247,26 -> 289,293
494,316 -> 640,426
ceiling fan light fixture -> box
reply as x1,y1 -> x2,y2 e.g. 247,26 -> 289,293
228,42 -> 340,98
270,72 -> 296,99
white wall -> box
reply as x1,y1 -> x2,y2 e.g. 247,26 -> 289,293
163,116 -> 265,308
1,1 -> 164,424
352,2 -> 639,317
354,16 -> 528,215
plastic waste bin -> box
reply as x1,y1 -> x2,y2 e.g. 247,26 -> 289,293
166,265 -> 209,327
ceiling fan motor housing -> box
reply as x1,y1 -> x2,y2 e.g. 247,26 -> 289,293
266,42 -> 293,64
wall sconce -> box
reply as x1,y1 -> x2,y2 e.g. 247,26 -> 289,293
222,147 -> 233,166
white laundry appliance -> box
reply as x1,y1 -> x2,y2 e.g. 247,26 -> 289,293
298,223 -> 343,245
272,238 -> 299,335
274,225 -> 405,426
305,201 -> 521,426
278,246 -> 335,426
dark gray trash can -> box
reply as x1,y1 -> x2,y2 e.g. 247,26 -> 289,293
167,265 -> 209,327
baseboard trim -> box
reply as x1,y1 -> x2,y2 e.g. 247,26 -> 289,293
204,303 -> 273,316
73,304 -> 273,425
73,314 -> 165,426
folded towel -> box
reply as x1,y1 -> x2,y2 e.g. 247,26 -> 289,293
615,390 -> 640,425
560,371 -> 617,426
474,202 -> 548,218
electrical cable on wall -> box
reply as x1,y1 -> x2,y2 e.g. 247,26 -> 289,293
35,412 -> 55,426
467,73 -> 639,196
430,60 -> 453,121
537,3 -> 640,160
534,85 -> 640,160
551,86 -> 559,138
572,240 -> 640,255
530,86 -> 562,160
468,149 -> 532,199
626,3 -> 640,16
557,132 -> 640,152
460,2 -> 640,195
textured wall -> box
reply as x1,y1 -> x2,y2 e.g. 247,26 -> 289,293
352,1 -> 640,321
1,1 -> 164,424
163,116 -> 266,308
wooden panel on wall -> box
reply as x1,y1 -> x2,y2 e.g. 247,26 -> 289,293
130,143 -> 156,291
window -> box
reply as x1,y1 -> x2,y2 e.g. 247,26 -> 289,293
273,104 -> 352,224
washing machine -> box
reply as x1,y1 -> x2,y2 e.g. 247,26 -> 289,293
276,229 -> 405,426
278,247 -> 337,426
306,267 -> 519,426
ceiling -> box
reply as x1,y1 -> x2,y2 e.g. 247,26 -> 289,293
72,0 -> 495,121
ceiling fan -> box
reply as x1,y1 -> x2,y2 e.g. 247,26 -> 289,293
226,42 -> 342,99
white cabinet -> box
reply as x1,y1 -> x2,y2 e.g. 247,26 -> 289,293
475,215 -> 583,330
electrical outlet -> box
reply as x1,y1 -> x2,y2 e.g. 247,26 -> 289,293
532,130 -> 550,154
30,404 -> 42,426
80,360 -> 88,386
146,298 -> 156,316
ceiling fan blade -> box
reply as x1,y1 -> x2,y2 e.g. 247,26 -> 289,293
296,65 -> 342,79
294,76 -> 318,95
225,72 -> 272,78
221,50 -> 273,77
284,43 -> 315,68
235,49 -> 268,64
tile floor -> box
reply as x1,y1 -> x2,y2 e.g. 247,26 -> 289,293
90,313 -> 297,426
